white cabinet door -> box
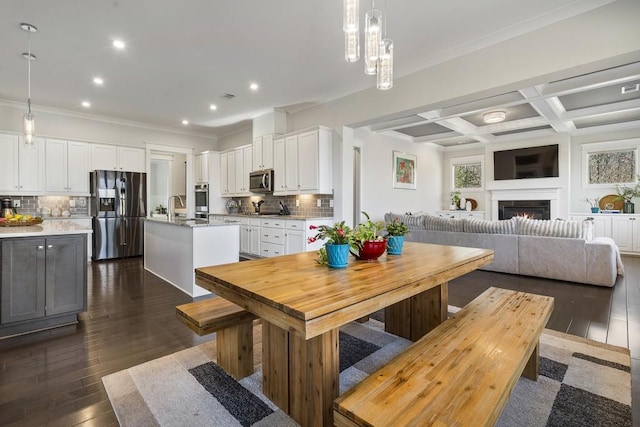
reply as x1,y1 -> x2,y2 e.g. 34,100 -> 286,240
634,219 -> 640,253
273,138 -> 286,193
262,134 -> 274,170
45,139 -> 68,192
118,147 -> 145,172
252,136 -> 263,171
297,131 -> 318,191
0,134 -> 19,192
67,141 -> 90,193
240,225 -> 250,253
570,214 -> 611,238
285,229 -> 305,254
234,148 -> 244,193
249,225 -> 261,255
91,144 -> 118,170
611,217 -> 634,252
18,137 -> 45,192
220,152 -> 229,195
284,135 -> 298,192
195,153 -> 209,183
242,146 -> 252,194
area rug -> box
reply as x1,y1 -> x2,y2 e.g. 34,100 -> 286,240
103,319 -> 631,427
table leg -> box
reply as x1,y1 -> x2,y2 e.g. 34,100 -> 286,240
262,321 -> 339,427
385,282 -> 448,341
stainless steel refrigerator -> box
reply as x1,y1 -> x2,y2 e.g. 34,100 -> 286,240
90,170 -> 147,260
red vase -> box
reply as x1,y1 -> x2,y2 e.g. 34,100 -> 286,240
351,240 -> 387,261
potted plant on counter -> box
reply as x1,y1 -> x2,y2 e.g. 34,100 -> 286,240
582,197 -> 600,214
308,221 -> 356,268
385,217 -> 409,255
352,212 -> 387,261
615,179 -> 640,213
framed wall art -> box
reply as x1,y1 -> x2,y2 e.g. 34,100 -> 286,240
392,151 -> 417,189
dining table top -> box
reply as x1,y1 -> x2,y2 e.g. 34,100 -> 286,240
195,242 -> 494,339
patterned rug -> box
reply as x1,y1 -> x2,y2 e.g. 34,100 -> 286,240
103,318 -> 631,426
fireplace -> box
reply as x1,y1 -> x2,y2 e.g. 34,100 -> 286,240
498,200 -> 551,220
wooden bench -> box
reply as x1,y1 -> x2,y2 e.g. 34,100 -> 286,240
333,287 -> 554,427
176,297 -> 258,379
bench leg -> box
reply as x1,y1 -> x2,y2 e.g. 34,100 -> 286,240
216,322 -> 254,380
522,341 -> 540,381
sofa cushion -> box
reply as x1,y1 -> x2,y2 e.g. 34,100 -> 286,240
424,215 -> 465,232
516,217 -> 593,240
384,213 -> 426,229
464,217 -> 516,234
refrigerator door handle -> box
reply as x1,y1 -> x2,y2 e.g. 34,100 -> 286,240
120,217 -> 128,246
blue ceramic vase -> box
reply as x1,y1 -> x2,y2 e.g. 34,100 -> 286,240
326,243 -> 350,268
386,235 -> 405,255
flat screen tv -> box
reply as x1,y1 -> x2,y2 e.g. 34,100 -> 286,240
493,144 -> 559,180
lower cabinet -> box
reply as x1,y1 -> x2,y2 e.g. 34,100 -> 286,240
570,213 -> 640,253
260,218 -> 286,257
1,235 -> 87,334
239,218 -> 261,256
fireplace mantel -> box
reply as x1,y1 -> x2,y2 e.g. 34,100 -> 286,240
491,188 -> 561,221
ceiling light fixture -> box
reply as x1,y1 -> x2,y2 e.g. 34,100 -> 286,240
112,39 -> 125,50
483,111 -> 506,124
93,77 -> 104,85
249,83 -> 259,91
82,101 -> 91,108
343,0 -> 393,90
21,23 -> 37,145
210,104 -> 217,111
181,120 -> 189,125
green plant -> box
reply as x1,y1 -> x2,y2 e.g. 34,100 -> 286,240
450,190 -> 461,207
581,197 -> 600,208
308,221 -> 355,246
353,212 -> 385,246
385,217 -> 409,236
615,179 -> 640,202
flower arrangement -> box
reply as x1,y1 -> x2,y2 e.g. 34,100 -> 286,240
615,181 -> 640,202
353,212 -> 385,246
385,217 -> 409,236
582,197 -> 600,208
308,221 -> 356,265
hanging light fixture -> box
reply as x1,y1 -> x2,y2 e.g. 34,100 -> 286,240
483,111 -> 506,124
343,0 -> 393,90
21,23 -> 37,145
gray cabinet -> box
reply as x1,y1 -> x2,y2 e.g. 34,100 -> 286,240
1,235 -> 86,330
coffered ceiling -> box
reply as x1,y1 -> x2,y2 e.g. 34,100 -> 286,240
372,61 -> 640,146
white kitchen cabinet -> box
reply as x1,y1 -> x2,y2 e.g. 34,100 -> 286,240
45,139 -> 90,194
611,216 -> 639,252
273,126 -> 333,195
0,134 -> 45,194
195,152 -> 209,184
220,145 -> 251,196
239,217 -> 261,256
91,144 -> 145,172
252,134 -> 274,171
260,217 -> 285,257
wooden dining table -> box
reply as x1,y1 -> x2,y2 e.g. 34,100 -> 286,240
195,242 -> 494,427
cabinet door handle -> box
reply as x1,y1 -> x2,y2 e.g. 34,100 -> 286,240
47,245 -> 53,249
37,245 -> 44,250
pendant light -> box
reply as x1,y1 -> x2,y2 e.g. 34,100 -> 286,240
364,4 -> 382,75
21,23 -> 37,145
376,1 -> 393,90
343,0 -> 360,62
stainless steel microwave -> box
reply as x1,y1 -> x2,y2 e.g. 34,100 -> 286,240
249,169 -> 274,193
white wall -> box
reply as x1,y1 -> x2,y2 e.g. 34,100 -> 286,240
355,129 -> 442,223
216,127 -> 252,152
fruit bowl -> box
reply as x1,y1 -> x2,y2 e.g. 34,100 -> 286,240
0,217 -> 44,227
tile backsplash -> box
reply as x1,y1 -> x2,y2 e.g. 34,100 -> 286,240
232,194 -> 333,217
0,195 -> 89,217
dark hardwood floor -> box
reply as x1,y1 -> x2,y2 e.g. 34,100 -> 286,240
0,255 -> 638,426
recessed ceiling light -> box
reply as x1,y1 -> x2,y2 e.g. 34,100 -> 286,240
82,101 -> 91,108
483,111 -> 506,124
210,104 -> 217,111
112,39 -> 125,50
249,82 -> 259,91
93,77 -> 104,85
621,83 -> 639,94
182,119 -> 189,125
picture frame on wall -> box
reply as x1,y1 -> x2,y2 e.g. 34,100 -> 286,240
392,151 -> 417,190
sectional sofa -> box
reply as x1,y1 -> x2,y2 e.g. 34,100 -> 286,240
385,213 -> 623,287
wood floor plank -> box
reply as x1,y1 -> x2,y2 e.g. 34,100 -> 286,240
0,255 -> 636,426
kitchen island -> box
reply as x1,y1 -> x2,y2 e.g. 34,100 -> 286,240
0,221 -> 92,338
144,217 -> 240,297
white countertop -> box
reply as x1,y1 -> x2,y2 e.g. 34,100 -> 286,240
0,220 -> 93,238
145,217 -> 241,228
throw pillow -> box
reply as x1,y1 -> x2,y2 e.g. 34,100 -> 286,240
464,217 -> 516,234
516,217 -> 594,240
424,214 -> 465,232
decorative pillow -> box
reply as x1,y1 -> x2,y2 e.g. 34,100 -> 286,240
464,217 -> 516,234
384,213 -> 425,229
516,217 -> 594,240
424,214 -> 465,232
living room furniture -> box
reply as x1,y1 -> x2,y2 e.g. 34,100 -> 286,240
386,213 -> 622,287
334,287 -> 554,427
194,242 -> 494,427
570,213 -> 640,254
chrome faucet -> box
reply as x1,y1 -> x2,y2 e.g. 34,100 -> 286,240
167,195 -> 184,220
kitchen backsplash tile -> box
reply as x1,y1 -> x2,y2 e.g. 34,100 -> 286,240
0,195 -> 90,217
231,194 -> 333,217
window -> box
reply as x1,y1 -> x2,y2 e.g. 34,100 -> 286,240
450,155 -> 484,190
582,140 -> 639,188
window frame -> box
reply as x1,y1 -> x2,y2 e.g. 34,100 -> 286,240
450,155 -> 484,191
581,139 -> 639,189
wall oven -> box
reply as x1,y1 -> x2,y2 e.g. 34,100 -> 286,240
195,184 -> 209,218
249,169 -> 274,193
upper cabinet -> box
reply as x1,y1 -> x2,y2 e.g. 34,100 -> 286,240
45,139 -> 90,195
252,134 -> 275,171
195,152 -> 209,184
220,145 -> 252,197
0,134 -> 45,195
273,126 -> 333,195
91,144 -> 145,172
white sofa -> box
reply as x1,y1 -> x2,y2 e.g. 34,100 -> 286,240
385,213 -> 623,287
